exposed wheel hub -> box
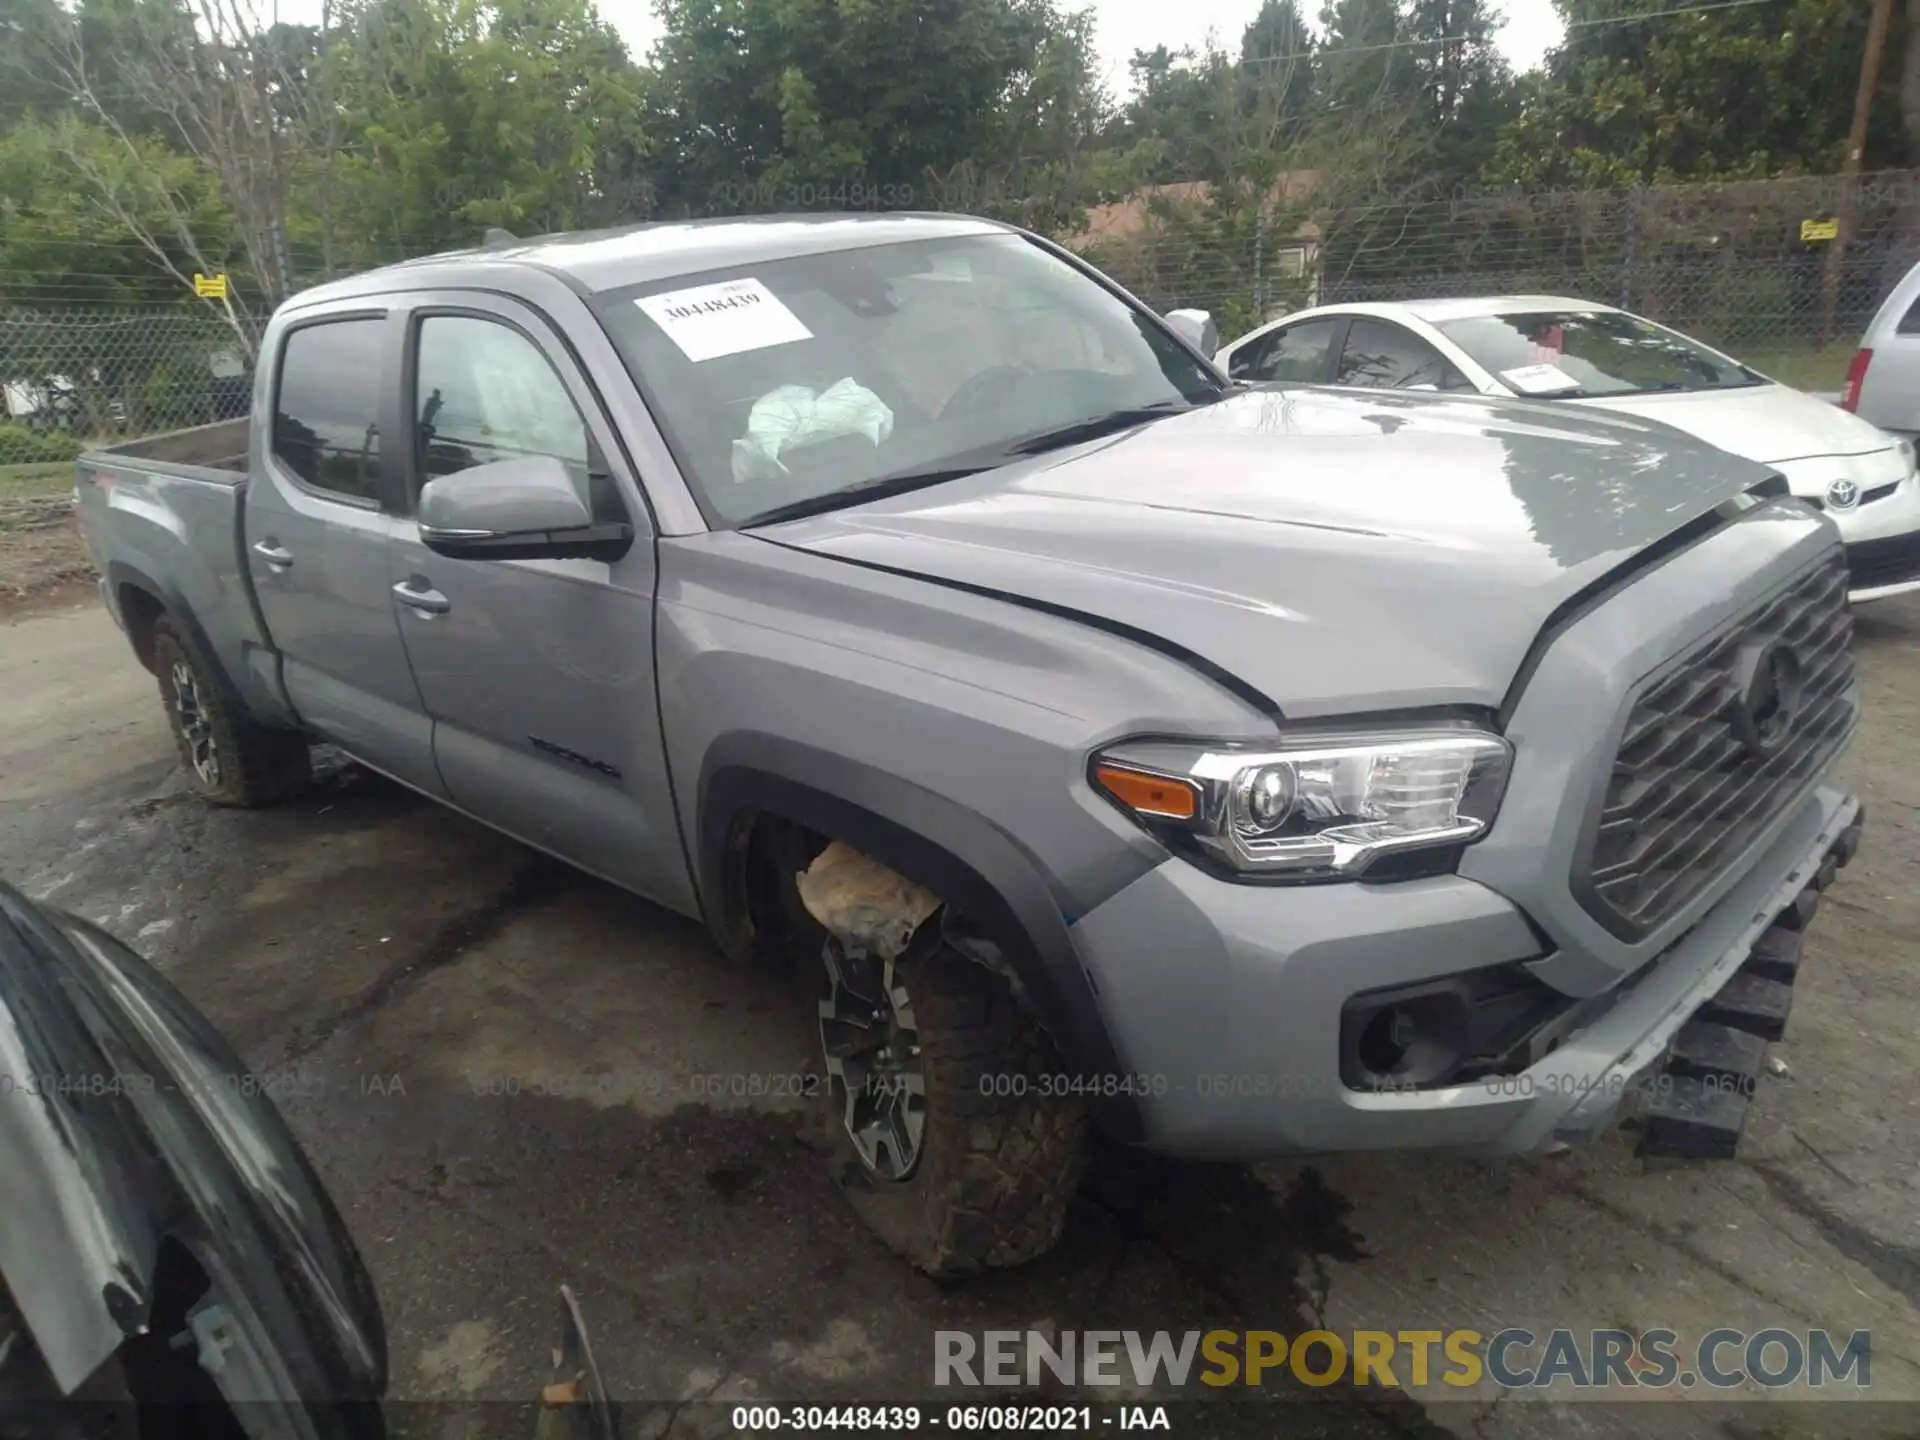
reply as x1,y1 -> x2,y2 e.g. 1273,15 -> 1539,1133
818,941 -> 927,1181
170,660 -> 221,788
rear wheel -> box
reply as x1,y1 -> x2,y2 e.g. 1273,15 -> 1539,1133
152,617 -> 309,807
817,928 -> 1089,1278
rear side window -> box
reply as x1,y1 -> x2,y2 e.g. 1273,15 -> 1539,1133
272,320 -> 385,503
1897,296 -> 1920,336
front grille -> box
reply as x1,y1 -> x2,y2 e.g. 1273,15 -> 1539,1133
1845,532 -> 1920,590
1575,553 -> 1856,939
1811,481 -> 1900,510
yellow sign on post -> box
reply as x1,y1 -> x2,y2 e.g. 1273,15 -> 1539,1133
193,272 -> 229,299
1800,219 -> 1840,243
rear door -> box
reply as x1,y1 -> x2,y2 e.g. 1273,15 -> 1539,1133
245,307 -> 445,795
383,292 -> 694,912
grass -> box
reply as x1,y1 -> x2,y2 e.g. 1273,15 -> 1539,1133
1733,341 -> 1859,394
0,461 -> 77,503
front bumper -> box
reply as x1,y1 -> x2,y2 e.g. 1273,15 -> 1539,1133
1844,530 -> 1920,601
1070,785 -> 1860,1159
1779,455 -> 1920,600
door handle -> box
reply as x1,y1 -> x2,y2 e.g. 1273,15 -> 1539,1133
392,579 -> 451,615
253,540 -> 294,568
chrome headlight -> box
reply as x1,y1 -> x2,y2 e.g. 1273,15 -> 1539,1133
1092,728 -> 1512,880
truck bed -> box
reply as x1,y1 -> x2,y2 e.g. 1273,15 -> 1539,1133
84,417 -> 249,482
76,415 -> 296,729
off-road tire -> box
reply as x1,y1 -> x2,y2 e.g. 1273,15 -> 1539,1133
152,616 -> 310,807
822,934 -> 1090,1279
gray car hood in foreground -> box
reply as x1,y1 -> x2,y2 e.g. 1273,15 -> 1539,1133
762,386 -> 1781,717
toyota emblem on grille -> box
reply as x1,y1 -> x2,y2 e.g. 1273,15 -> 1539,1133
1729,640 -> 1804,759
1825,477 -> 1861,510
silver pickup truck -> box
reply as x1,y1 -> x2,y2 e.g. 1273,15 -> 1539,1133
77,214 -> 1864,1278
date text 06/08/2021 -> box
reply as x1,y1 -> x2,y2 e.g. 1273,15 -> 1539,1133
728,1406 -> 1169,1432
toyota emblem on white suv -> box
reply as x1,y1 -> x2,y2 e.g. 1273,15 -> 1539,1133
1826,478 -> 1861,510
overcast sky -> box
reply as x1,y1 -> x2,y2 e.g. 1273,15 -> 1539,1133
583,0 -> 1565,91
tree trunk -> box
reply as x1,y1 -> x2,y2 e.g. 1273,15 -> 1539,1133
1904,0 -> 1920,158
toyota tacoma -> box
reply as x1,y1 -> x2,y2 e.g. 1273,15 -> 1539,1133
75,214 -> 1865,1276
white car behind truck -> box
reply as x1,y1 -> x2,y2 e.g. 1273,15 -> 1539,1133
1218,295 -> 1920,602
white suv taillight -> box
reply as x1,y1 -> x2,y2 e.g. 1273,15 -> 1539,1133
1840,348 -> 1873,411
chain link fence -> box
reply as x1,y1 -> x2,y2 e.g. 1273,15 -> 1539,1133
7,169 -> 1920,469
0,309 -> 257,471
1074,169 -> 1920,393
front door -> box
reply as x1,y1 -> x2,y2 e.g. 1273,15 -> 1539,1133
384,295 -> 694,913
246,309 -> 445,795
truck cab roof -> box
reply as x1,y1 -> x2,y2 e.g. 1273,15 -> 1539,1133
291,213 -> 1012,306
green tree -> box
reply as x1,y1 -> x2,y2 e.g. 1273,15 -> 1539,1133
315,0 -> 649,265
1317,0 -> 1414,117
0,115 -> 238,308
1405,0 -> 1514,179
1239,0 -> 1315,121
1489,0 -> 1901,185
647,0 -> 1062,210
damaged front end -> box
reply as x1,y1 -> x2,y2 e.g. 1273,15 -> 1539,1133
1632,803 -> 1867,1159
798,841 -> 943,1182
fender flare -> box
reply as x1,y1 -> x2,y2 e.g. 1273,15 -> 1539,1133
104,559 -> 227,688
697,733 -> 1146,1142
103,559 -> 294,727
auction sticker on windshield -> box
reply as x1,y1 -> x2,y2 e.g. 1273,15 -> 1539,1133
635,278 -> 813,362
1501,362 -> 1578,394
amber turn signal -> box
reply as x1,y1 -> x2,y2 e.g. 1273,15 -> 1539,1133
1093,762 -> 1199,820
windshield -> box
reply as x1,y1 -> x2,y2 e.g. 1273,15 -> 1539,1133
1436,310 -> 1762,398
590,233 -> 1223,525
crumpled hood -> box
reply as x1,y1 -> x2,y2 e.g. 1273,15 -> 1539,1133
1568,381 -> 1894,464
761,386 -> 1781,716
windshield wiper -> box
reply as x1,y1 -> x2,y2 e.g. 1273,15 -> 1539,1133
739,465 -> 991,528
1004,399 -> 1204,456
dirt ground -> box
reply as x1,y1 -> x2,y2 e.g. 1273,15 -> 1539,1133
0,494 -> 94,617
1,592 -> 1916,1440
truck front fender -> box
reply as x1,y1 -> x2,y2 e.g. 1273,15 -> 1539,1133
697,733 -> 1146,1142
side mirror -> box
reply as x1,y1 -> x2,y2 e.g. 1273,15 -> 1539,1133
418,454 -> 631,562
1164,308 -> 1218,356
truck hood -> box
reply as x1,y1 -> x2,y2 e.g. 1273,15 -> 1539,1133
761,386 -> 1780,716
1565,381 -> 1895,465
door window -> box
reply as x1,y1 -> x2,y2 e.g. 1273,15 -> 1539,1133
413,315 -> 627,523
1335,319 -> 1469,390
1247,319 -> 1340,383
272,320 -> 386,502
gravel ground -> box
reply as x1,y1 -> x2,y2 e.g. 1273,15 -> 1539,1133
1,592 -> 1916,1440
0,496 -> 93,616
